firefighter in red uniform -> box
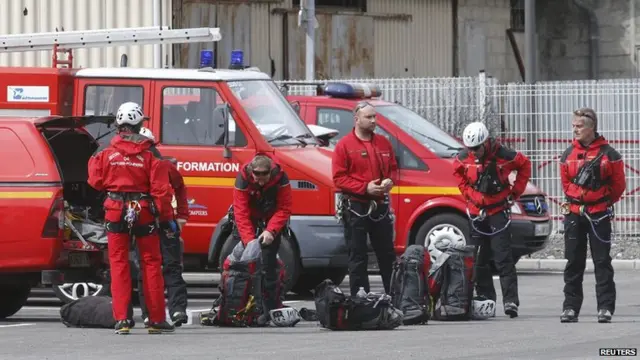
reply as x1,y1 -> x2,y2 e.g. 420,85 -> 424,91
135,127 -> 189,328
453,121 -> 531,318
559,108 -> 626,324
88,102 -> 175,335
332,101 -> 398,297
232,154 -> 292,315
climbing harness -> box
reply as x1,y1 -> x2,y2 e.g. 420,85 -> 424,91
580,205 -> 615,244
466,206 -> 512,236
336,194 -> 390,223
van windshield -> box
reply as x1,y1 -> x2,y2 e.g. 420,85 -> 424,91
227,80 -> 317,146
376,105 -> 464,158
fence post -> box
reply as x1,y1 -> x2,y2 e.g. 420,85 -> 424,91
477,70 -> 487,124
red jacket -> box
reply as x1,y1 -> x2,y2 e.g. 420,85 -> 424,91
88,133 -> 174,222
232,157 -> 293,244
167,161 -> 189,221
453,138 -> 531,216
332,129 -> 398,201
560,136 -> 626,215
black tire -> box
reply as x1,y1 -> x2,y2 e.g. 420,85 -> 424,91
219,233 -> 301,294
292,268 -> 348,294
0,284 -> 31,319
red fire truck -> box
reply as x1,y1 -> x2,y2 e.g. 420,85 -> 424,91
0,26 -> 348,309
284,82 -> 552,266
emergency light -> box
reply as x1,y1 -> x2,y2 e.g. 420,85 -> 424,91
200,49 -> 214,68
323,83 -> 382,99
230,50 -> 244,69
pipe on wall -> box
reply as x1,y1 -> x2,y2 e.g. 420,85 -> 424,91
153,0 -> 162,68
573,0 -> 600,79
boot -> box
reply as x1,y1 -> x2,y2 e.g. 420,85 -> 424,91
560,309 -> 578,323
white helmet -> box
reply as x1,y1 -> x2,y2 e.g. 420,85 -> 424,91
472,297 -> 496,320
139,127 -> 156,142
462,122 -> 489,148
116,102 -> 147,126
269,307 -> 301,327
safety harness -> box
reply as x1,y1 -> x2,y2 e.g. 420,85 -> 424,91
104,192 -> 159,237
335,193 -> 391,223
466,202 -> 512,236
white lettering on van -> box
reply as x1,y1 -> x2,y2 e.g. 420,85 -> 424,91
177,162 -> 240,173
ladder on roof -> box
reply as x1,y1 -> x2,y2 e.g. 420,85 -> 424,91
0,26 -> 222,68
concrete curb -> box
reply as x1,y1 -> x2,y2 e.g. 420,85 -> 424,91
517,259 -> 638,271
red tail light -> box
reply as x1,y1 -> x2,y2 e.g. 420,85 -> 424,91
42,195 -> 64,238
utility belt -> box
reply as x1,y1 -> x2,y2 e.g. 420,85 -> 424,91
560,196 -> 611,215
335,193 -> 390,223
227,205 -> 292,239
105,191 -> 159,237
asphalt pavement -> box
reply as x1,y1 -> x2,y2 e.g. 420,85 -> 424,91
3,271 -> 640,360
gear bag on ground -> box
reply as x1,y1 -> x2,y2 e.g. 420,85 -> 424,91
200,239 -> 285,327
428,244 -> 476,321
313,279 -> 404,330
389,244 -> 431,325
59,296 -> 117,328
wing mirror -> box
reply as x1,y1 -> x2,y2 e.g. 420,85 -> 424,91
214,103 -> 232,159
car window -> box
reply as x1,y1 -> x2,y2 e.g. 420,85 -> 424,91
83,85 -> 143,152
375,126 -> 428,171
316,108 -> 353,146
160,87 -> 247,147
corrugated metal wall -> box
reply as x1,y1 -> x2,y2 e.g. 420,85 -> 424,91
174,0 -> 453,80
367,0 -> 453,78
0,0 -> 173,68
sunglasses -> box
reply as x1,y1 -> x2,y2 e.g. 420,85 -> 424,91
252,169 -> 270,176
573,109 -> 596,121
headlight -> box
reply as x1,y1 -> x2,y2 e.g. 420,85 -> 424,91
510,202 -> 523,214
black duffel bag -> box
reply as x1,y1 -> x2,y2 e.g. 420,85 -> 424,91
60,296 -> 117,329
313,279 -> 404,331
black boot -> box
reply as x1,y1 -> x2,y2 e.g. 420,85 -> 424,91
560,309 -> 578,323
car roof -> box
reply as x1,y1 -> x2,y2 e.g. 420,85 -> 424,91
75,67 -> 272,81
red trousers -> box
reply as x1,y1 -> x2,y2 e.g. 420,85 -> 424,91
107,223 -> 166,323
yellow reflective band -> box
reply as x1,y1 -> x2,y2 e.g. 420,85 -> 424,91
0,191 -> 54,199
182,177 -> 235,187
391,186 -> 461,195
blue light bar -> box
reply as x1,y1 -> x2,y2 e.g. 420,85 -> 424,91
200,49 -> 214,68
230,50 -> 244,69
323,83 -> 382,99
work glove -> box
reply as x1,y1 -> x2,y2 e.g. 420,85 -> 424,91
160,220 -> 178,233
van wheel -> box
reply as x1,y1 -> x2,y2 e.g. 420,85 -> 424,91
292,268 -> 348,294
416,213 -> 470,266
52,282 -> 107,304
0,284 -> 31,319
219,233 -> 301,295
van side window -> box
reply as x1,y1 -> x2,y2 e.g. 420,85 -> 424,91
316,108 -> 353,146
374,126 -> 429,171
83,85 -> 143,152
161,87 -> 247,147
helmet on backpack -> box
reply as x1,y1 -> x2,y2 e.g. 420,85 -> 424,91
139,127 -> 156,142
269,307 -> 301,327
116,102 -> 147,126
462,122 -> 489,148
472,297 -> 496,320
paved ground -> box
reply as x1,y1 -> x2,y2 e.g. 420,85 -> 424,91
3,271 -> 640,360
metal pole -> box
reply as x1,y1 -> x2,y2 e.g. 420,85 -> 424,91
524,0 -> 536,83
153,0 -> 162,68
305,0 -> 315,81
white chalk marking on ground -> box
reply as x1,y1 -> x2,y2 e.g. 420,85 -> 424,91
492,276 -> 499,280
283,301 -> 300,305
0,323 -> 35,328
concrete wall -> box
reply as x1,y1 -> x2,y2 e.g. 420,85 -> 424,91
457,0 -> 639,83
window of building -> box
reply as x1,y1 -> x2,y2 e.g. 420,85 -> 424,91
292,0 -> 366,11
160,87 -> 246,147
82,85 -> 143,152
316,108 -> 354,146
510,0 -> 525,31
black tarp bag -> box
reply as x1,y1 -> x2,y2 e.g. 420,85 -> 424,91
60,296 -> 116,328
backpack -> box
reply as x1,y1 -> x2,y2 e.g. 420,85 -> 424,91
429,245 -> 477,321
313,279 -> 404,331
201,239 -> 286,327
59,296 -> 116,328
389,244 -> 431,325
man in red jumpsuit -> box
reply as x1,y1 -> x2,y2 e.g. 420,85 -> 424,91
88,102 -> 175,335
332,101 -> 398,297
135,127 -> 190,328
559,108 -> 626,324
453,121 -> 531,318
232,154 -> 292,314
